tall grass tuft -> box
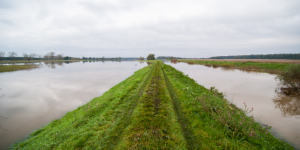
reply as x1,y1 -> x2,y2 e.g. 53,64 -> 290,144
276,64 -> 300,95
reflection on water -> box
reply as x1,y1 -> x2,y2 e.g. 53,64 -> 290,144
0,61 -> 147,149
167,62 -> 300,149
182,61 -> 280,75
273,93 -> 300,117
44,61 -> 63,69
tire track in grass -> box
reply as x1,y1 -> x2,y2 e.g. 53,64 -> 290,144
161,63 -> 199,150
12,65 -> 153,150
115,61 -> 187,149
101,62 -> 156,149
77,65 -> 155,148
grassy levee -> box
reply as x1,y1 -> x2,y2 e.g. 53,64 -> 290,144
99,62 -> 156,149
161,64 -> 199,149
12,63 -> 153,149
12,60 -> 293,149
161,62 -> 293,149
0,64 -> 39,73
115,61 -> 187,149
179,59 -> 291,73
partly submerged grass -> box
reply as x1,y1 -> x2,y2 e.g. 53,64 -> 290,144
12,60 -> 293,149
0,64 -> 39,73
161,63 -> 293,149
178,59 -> 292,73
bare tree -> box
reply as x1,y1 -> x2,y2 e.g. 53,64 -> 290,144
49,52 -> 55,60
8,52 -> 18,60
22,53 -> 36,61
37,54 -> 43,60
23,53 -> 29,61
44,53 -> 50,60
0,51 -> 5,60
56,53 -> 64,60
29,53 -> 36,61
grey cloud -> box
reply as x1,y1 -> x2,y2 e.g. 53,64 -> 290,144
0,0 -> 299,58
0,19 -> 16,26
0,0 -> 14,9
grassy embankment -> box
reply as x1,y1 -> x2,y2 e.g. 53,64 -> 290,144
178,59 -> 293,73
12,60 -> 293,149
0,64 -> 39,73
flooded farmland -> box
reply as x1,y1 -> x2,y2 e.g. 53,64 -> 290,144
0,60 -> 299,149
0,61 -> 147,149
166,61 -> 300,149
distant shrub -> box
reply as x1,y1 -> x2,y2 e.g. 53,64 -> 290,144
212,64 -> 219,68
204,64 -> 212,67
209,86 -> 225,98
276,64 -> 300,95
171,59 -> 178,64
147,54 -> 155,60
187,62 -> 195,65
220,63 -> 234,68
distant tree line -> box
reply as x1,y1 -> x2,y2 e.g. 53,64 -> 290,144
82,56 -> 122,61
156,56 -> 183,59
210,53 -> 300,59
0,51 -> 125,61
0,51 -> 145,61
0,51 -> 80,61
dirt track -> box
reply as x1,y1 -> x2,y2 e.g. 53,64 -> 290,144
184,59 -> 300,64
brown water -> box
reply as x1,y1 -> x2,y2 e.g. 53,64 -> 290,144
0,61 -> 147,149
166,62 -> 300,149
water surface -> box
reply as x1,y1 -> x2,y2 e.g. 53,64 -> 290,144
0,61 -> 147,149
166,62 -> 300,149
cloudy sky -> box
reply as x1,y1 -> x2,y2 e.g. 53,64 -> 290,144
0,0 -> 299,58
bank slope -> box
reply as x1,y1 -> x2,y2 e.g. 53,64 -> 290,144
13,61 -> 293,149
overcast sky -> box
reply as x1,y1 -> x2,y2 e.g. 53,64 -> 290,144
0,0 -> 299,58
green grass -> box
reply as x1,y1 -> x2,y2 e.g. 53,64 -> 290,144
115,61 -> 186,149
161,62 -> 292,149
12,60 -> 293,149
178,60 -> 293,73
0,64 -> 39,73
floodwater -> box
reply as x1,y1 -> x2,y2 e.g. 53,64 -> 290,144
0,61 -> 147,149
166,62 -> 300,149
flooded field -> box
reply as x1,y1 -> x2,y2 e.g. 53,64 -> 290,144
0,61 -> 147,149
166,62 -> 300,149
1,60 -> 299,149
